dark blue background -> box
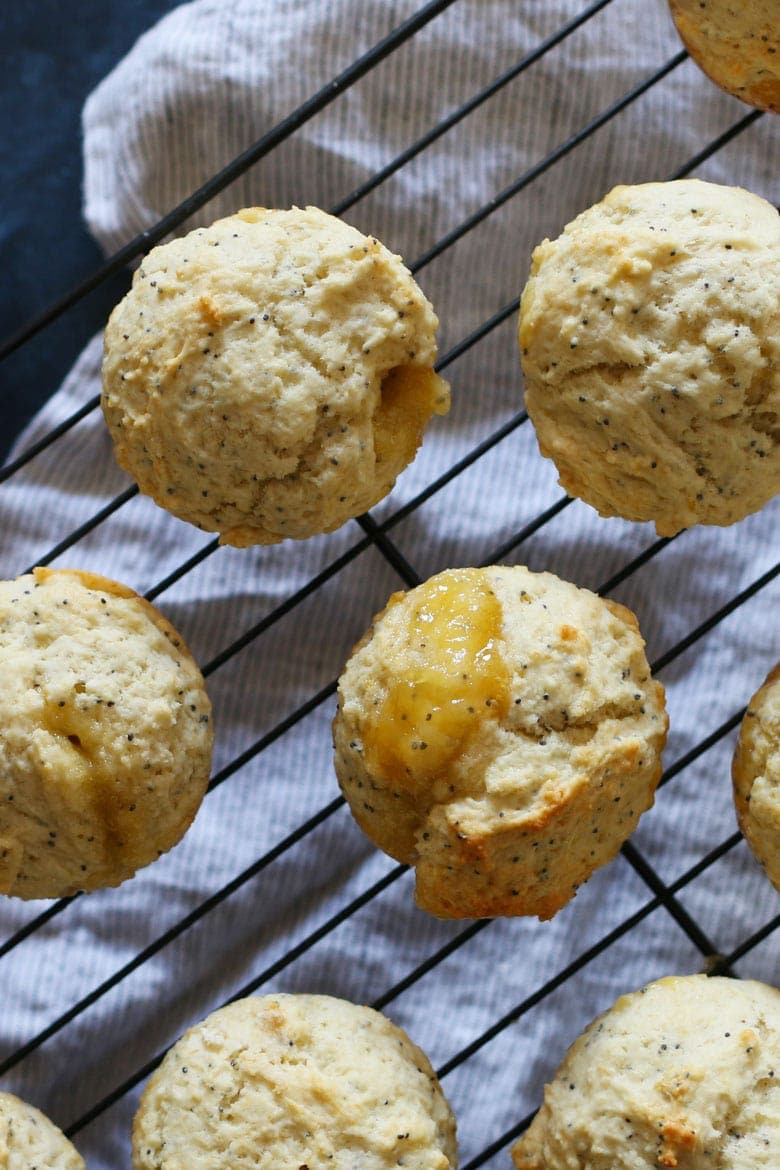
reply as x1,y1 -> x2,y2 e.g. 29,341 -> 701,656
1,1 -> 180,460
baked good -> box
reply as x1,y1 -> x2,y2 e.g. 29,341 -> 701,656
332,564 -> 667,920
101,206 -> 449,546
669,0 -> 780,113
132,992 -> 457,1170
0,567 -> 213,898
0,1090 -> 85,1170
512,973 -> 780,1169
519,179 -> 780,536
732,662 -> 780,892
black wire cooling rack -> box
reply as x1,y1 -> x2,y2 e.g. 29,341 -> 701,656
1,2 -> 779,1167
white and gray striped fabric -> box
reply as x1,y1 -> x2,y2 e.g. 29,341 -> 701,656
0,2 -> 778,1167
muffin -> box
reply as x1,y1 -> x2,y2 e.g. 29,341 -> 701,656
512,973 -> 780,1169
102,206 -> 450,546
333,565 -> 667,920
519,179 -> 780,536
669,0 -> 780,113
732,662 -> 780,892
132,993 -> 457,1170
0,567 -> 213,898
0,1091 -> 85,1170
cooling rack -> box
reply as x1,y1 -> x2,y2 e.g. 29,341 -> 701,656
1,2 -> 778,1167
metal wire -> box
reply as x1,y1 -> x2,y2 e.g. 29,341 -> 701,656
0,0 -> 459,366
1,2 -> 777,1166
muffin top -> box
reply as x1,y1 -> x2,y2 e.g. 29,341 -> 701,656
0,567 -> 212,898
520,179 -> 780,536
669,0 -> 780,113
513,974 -> 780,1170
102,206 -> 449,546
132,993 -> 457,1170
0,1091 -> 85,1170
334,565 -> 667,919
733,662 -> 780,893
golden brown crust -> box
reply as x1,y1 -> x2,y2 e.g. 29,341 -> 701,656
511,975 -> 780,1170
33,567 -> 198,660
669,0 -> 780,113
0,569 -> 213,898
132,995 -> 457,1170
415,734 -> 663,921
334,565 -> 667,920
33,565 -> 137,599
732,661 -> 780,892
519,179 -> 780,537
101,206 -> 448,546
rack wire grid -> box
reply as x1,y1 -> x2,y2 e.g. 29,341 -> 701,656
1,1 -> 779,1167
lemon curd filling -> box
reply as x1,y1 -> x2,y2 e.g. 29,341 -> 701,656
374,364 -> 450,468
40,698 -> 130,852
362,569 -> 510,786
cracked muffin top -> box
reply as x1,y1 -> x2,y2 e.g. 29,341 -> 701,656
512,974 -> 780,1170
333,564 -> 667,920
101,205 -> 449,546
0,567 -> 212,899
519,179 -> 780,536
132,993 -> 457,1170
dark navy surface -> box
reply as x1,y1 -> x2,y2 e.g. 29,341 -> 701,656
1,1 -> 181,461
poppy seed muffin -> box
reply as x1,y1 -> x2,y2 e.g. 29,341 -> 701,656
0,567 -> 213,898
669,0 -> 780,113
0,1091 -> 85,1170
732,662 -> 780,893
333,565 -> 667,920
102,206 -> 450,546
519,179 -> 780,536
512,974 -> 780,1169
132,993 -> 457,1170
